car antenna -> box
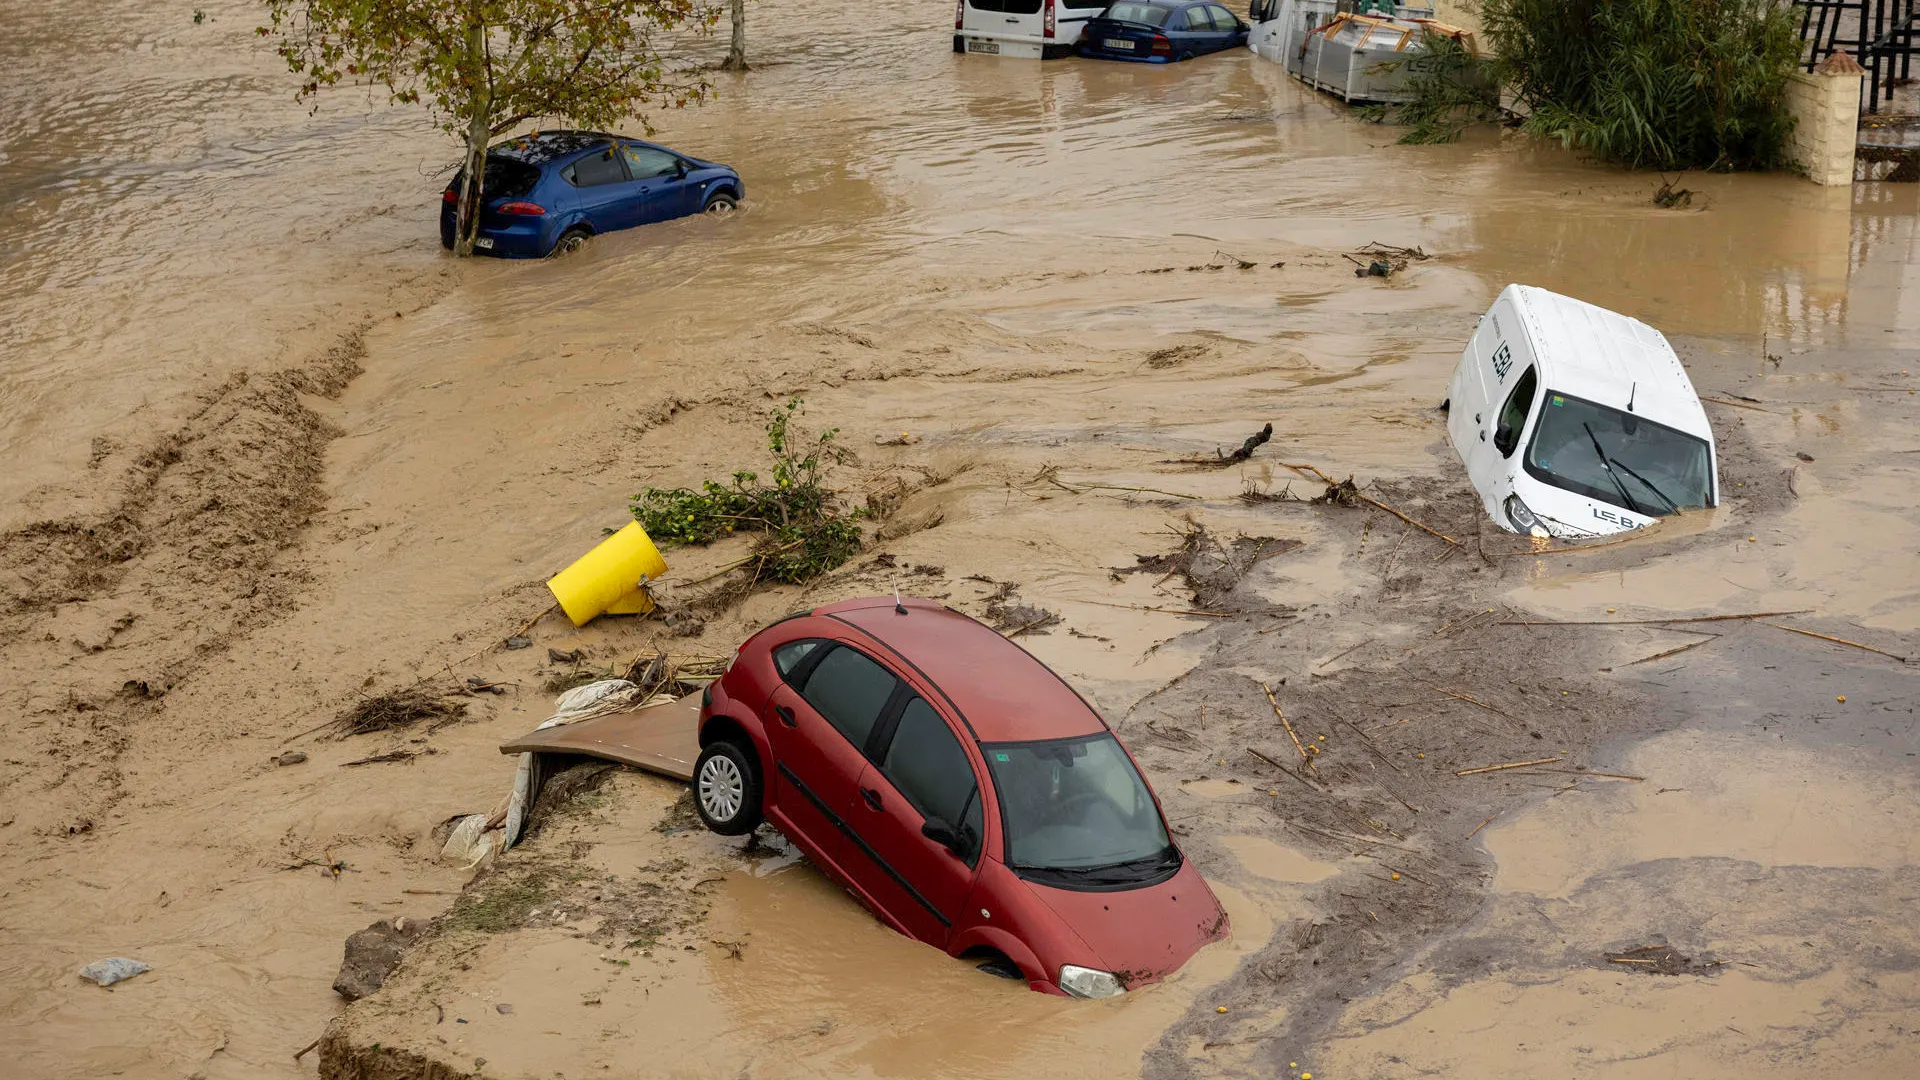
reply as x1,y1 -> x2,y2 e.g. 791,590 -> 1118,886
894,587 -> 907,615
1627,381 -> 1637,413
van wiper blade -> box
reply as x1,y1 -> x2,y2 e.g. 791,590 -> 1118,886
1608,459 -> 1681,514
1582,422 -> 1647,516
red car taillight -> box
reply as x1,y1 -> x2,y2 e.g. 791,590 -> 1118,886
496,201 -> 546,216
441,188 -> 457,204
1044,0 -> 1056,37
955,0 -> 964,29
1151,33 -> 1171,55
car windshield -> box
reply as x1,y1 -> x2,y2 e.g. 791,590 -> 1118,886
1102,2 -> 1173,25
986,733 -> 1174,882
1524,390 -> 1713,517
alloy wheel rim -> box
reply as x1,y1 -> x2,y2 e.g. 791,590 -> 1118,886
699,755 -> 743,821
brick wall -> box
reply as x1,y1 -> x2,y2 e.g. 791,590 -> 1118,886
1784,58 -> 1864,186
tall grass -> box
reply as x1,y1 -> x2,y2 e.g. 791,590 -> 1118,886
1481,0 -> 1803,170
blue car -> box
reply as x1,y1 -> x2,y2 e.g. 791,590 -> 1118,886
1076,0 -> 1249,61
439,130 -> 744,258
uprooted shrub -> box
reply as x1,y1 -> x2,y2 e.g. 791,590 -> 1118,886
1481,0 -> 1802,170
631,399 -> 864,587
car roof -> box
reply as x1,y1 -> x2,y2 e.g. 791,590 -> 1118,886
1503,284 -> 1712,441
487,130 -> 625,165
813,598 -> 1108,744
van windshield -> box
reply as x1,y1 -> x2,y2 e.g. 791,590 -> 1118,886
986,733 -> 1177,889
1524,390 -> 1713,517
1102,2 -> 1174,25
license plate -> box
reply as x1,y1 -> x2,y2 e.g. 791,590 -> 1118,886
966,39 -> 1000,53
474,237 -> 494,250
1104,38 -> 1134,50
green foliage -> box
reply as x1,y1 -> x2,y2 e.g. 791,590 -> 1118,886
633,400 -> 864,587
1359,33 -> 1502,144
257,0 -> 719,253
1481,0 -> 1803,170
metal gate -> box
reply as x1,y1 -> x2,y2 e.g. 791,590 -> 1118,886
1796,0 -> 1918,113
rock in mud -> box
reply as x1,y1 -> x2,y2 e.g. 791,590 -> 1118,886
275,750 -> 308,766
78,957 -> 150,986
333,917 -> 429,1001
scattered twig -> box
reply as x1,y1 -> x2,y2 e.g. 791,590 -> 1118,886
1318,638 -> 1375,670
1466,814 -> 1498,840
1070,598 -> 1233,618
340,750 -> 419,767
1438,688 -> 1520,724
1499,610 -> 1812,626
1700,395 -> 1775,413
1533,768 -> 1645,782
294,1038 -> 321,1061
1246,747 -> 1325,793
1454,756 -> 1564,776
1335,717 -> 1404,775
1262,683 -> 1315,771
1379,863 -> 1437,887
1765,623 -> 1909,663
1605,633 -> 1720,669
1279,464 -> 1460,545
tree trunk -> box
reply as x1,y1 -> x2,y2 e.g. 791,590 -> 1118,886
454,23 -> 490,257
723,0 -> 748,71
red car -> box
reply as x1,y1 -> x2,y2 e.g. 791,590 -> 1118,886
694,595 -> 1228,997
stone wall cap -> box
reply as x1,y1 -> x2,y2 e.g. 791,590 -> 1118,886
1816,51 -> 1866,75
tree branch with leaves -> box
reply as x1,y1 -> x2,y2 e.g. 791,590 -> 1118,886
260,0 -> 720,255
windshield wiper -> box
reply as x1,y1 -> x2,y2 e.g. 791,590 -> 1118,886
1013,847 -> 1180,881
1608,458 -> 1681,514
1582,422 -> 1648,516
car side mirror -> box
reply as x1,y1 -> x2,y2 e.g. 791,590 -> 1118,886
921,817 -> 965,856
674,160 -> 689,179
1494,423 -> 1516,454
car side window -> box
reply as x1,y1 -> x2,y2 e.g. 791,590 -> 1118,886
564,147 -> 627,188
1494,365 -> 1538,458
772,639 -> 824,680
1167,7 -> 1192,28
797,646 -> 896,750
1210,4 -> 1237,27
621,145 -> 681,180
881,697 -> 979,831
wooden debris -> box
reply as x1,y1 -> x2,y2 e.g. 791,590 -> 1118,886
1605,633 -> 1720,670
1765,623 -> 1909,663
1277,462 -> 1461,546
1466,814 -> 1498,840
1499,610 -> 1812,626
1262,683 -> 1315,771
1454,756 -> 1563,777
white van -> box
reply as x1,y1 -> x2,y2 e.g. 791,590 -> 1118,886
1445,285 -> 1719,538
955,0 -> 1113,58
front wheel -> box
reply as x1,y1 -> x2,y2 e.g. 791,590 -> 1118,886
693,739 -> 763,835
702,192 -> 739,215
550,227 -> 591,257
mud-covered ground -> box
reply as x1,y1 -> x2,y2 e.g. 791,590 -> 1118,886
3,0 -> 1918,1077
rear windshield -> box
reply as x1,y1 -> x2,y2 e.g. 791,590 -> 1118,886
1524,390 -> 1714,516
968,0 -> 1044,13
448,157 -> 540,201
1102,1 -> 1173,24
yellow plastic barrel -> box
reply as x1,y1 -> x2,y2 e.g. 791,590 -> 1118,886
546,521 -> 669,627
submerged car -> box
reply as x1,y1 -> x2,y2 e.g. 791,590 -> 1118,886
693,596 -> 1228,996
438,130 -> 743,258
955,0 -> 1112,58
1445,284 -> 1719,538
1076,0 -> 1249,62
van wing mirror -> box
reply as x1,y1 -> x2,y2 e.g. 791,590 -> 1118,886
1494,422 -> 1516,455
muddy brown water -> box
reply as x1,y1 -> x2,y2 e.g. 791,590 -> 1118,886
3,0 -> 1918,1076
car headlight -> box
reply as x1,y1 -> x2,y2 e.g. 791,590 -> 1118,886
1058,964 -> 1126,999
1503,494 -> 1550,539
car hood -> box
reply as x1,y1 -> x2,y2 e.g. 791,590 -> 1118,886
1023,859 -> 1227,988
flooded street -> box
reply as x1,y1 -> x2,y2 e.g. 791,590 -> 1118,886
2,0 -> 1917,1077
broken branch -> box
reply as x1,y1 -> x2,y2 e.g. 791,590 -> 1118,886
1454,756 -> 1564,777
1764,623 -> 1909,663
1499,610 -> 1812,626
1262,683 -> 1315,771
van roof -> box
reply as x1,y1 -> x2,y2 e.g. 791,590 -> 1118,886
1502,285 -> 1711,440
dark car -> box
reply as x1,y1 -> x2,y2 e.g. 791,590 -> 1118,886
439,130 -> 744,258
692,595 -> 1229,998
1076,0 -> 1249,61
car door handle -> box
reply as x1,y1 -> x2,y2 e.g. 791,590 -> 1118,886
861,788 -> 883,811
1005,16 -> 1018,21
775,705 -> 796,727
